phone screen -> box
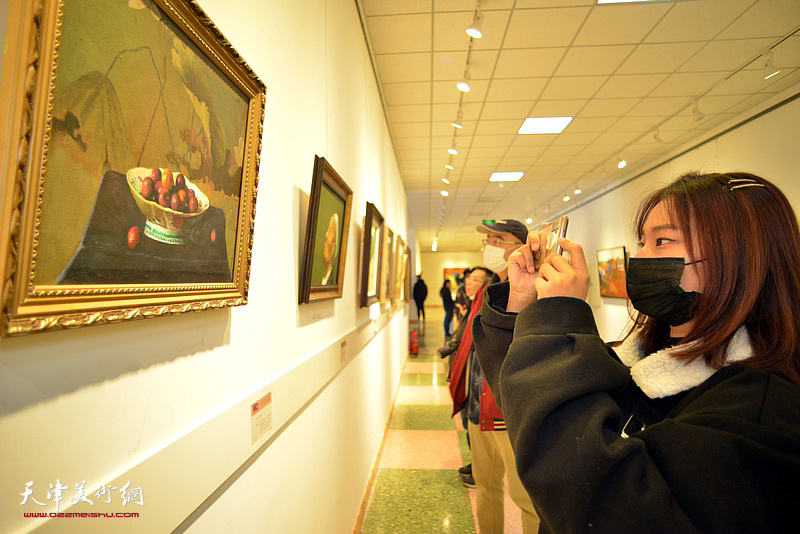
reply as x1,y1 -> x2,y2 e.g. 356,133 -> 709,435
536,216 -> 569,266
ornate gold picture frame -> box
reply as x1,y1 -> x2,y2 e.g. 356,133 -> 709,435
0,0 -> 266,336
298,156 -> 353,304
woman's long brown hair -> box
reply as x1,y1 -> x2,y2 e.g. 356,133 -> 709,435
629,172 -> 800,385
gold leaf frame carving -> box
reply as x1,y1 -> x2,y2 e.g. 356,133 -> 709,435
0,0 -> 266,336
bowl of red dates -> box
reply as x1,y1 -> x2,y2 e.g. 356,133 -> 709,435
127,167 -> 209,245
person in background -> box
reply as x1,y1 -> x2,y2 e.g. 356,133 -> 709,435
474,172 -> 800,532
455,268 -> 471,324
440,279 -> 455,338
440,268 -> 479,381
476,219 -> 529,284
453,217 -> 540,534
412,272 -> 427,324
446,267 -> 493,488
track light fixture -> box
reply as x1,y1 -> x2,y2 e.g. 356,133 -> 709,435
466,7 -> 483,39
692,100 -> 705,122
617,157 -> 627,169
448,144 -> 458,155
761,49 -> 780,80
451,109 -> 463,129
456,71 -> 471,93
653,129 -> 664,143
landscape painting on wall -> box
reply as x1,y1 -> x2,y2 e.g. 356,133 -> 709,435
596,246 -> 628,299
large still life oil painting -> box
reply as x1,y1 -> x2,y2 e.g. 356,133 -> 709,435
0,0 -> 265,336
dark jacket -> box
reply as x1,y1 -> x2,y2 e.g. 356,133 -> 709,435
473,282 -> 800,533
413,279 -> 427,303
440,286 -> 455,312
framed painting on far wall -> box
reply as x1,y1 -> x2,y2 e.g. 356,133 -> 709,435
404,247 -> 411,302
393,236 -> 405,302
380,226 -> 394,304
0,0 -> 266,337
299,156 -> 353,304
359,202 -> 383,308
443,267 -> 468,290
596,246 -> 628,298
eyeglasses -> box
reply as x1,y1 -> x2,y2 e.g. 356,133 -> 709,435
482,237 -> 521,247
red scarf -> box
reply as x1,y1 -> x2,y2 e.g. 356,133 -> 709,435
448,284 -> 485,417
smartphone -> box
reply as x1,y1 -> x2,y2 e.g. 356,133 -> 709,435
535,216 -> 569,267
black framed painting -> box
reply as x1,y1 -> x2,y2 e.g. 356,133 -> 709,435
359,202 -> 384,308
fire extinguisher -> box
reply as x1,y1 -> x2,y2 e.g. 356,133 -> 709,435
410,330 -> 419,355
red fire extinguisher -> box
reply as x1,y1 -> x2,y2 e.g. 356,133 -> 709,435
410,330 -> 419,355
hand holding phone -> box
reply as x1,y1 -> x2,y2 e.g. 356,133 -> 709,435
535,216 -> 569,268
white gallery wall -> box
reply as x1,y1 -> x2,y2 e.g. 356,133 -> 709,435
0,0 -> 409,532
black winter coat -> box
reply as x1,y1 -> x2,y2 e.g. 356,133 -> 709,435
473,282 -> 800,534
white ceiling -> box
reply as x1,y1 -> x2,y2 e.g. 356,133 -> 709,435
358,0 -> 800,252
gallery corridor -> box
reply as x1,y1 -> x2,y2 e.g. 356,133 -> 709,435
358,306 -> 524,533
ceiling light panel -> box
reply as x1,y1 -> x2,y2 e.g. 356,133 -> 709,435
518,117 -> 573,134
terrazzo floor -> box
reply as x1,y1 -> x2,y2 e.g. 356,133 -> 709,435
359,307 -> 524,533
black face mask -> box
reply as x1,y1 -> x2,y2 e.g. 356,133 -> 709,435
626,257 -> 702,326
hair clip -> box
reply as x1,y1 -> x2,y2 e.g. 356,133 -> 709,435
727,178 -> 766,191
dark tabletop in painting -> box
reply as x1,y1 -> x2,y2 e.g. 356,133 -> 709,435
58,171 -> 231,284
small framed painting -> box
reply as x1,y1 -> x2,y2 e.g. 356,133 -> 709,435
393,236 -> 405,302
359,202 -> 384,308
299,156 -> 353,303
596,246 -> 628,298
380,226 -> 394,304
403,247 -> 411,302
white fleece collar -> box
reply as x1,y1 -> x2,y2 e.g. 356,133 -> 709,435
614,327 -> 753,399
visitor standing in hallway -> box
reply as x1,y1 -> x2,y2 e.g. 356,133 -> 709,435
440,279 -> 455,338
453,219 -> 540,533
413,272 -> 428,324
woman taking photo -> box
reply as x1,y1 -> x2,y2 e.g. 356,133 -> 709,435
473,172 -> 800,533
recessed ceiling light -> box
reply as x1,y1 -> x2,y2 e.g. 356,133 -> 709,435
442,178 -> 450,184
525,217 -> 533,224
445,164 -> 454,170
574,188 -> 582,195
440,190 -> 449,197
563,195 -> 571,202
518,117 -> 572,135
448,148 -> 458,155
617,158 -> 627,169
489,172 -> 524,182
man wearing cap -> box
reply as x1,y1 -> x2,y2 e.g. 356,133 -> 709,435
476,219 -> 530,284
464,219 -> 540,533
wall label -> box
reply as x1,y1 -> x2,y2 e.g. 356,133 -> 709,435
251,392 -> 273,444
